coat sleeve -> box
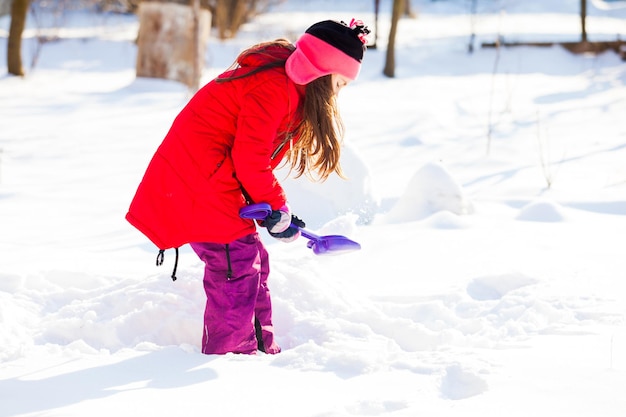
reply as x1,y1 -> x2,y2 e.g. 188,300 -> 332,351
231,73 -> 295,210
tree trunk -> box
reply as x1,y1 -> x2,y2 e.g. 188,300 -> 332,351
384,0 -> 403,78
136,2 -> 211,88
403,0 -> 416,18
214,0 -> 249,40
214,0 -> 228,39
191,0 -> 201,92
580,0 -> 587,43
228,0 -> 248,37
8,0 -> 30,76
370,0 -> 380,49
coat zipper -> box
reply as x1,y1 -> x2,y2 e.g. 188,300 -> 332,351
271,132 -> 293,160
225,243 -> 233,279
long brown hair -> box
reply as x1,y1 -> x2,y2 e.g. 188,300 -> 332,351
287,75 -> 345,181
216,39 -> 295,83
219,40 -> 345,181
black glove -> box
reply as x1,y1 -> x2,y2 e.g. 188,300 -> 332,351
269,215 -> 305,243
261,207 -> 291,233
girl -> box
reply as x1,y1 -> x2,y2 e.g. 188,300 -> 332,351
126,19 -> 369,355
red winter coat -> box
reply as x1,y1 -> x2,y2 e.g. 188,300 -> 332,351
126,46 -> 304,249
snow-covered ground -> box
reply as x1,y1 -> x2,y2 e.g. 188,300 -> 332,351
1,1 -> 625,416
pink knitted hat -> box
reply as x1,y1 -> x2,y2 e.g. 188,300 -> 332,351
286,19 -> 370,85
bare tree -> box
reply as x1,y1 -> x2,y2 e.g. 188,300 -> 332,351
369,0 -> 380,49
383,0 -> 402,77
580,0 -> 587,43
403,0 -> 416,18
7,0 -> 30,76
191,0 -> 201,92
468,0 -> 477,53
211,0 -> 277,40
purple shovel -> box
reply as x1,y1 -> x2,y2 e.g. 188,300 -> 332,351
239,203 -> 361,255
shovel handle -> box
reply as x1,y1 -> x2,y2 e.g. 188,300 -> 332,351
239,203 -> 272,220
239,203 -> 319,237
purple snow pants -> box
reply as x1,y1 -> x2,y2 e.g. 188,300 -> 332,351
190,233 -> 280,355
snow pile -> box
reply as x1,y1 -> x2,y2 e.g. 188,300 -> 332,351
381,161 -> 472,224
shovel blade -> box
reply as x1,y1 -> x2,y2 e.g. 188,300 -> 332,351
307,235 -> 362,255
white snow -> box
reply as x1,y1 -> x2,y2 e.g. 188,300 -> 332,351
1,0 -> 626,416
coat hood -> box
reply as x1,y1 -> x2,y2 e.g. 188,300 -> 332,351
236,44 -> 295,69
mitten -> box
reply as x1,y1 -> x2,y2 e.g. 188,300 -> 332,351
269,215 -> 306,243
262,205 -> 292,234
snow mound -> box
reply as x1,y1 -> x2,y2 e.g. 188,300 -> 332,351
0,273 -> 23,292
440,364 -> 488,400
467,273 -> 538,301
517,199 -> 567,222
381,162 -> 472,224
279,142 -> 379,228
36,273 -> 205,352
421,210 -> 468,229
317,213 -> 360,238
